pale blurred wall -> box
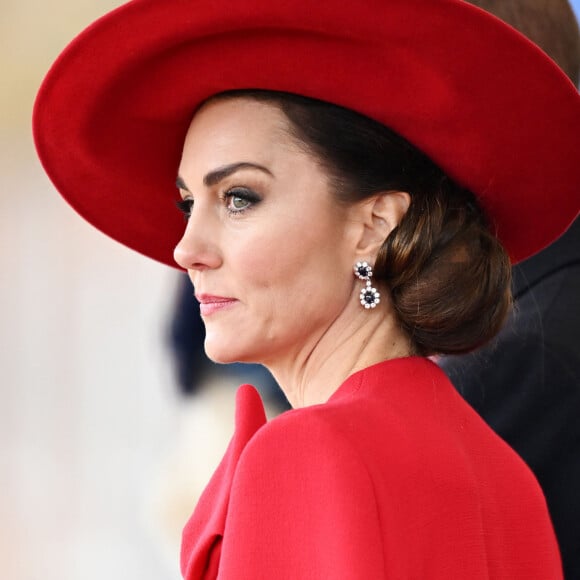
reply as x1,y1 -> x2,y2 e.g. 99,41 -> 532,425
0,1 -> 191,579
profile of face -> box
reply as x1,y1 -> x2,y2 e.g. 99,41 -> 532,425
174,98 -> 369,367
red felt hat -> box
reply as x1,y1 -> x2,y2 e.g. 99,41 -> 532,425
33,0 -> 580,268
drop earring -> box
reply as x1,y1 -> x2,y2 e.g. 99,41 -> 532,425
354,261 -> 380,309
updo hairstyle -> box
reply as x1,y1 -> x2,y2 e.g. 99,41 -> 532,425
211,90 -> 512,356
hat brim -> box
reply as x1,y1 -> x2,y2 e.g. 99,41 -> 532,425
34,0 -> 580,268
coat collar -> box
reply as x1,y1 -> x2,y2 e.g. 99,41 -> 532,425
180,356 -> 440,578
180,385 -> 267,579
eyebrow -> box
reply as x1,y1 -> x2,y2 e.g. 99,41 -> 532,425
176,162 -> 274,191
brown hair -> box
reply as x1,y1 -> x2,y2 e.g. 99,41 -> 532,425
375,179 -> 511,355
211,90 -> 512,356
467,0 -> 580,86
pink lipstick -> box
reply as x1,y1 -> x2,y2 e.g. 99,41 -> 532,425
196,294 -> 237,316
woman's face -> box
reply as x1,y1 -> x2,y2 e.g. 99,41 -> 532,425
174,98 -> 361,366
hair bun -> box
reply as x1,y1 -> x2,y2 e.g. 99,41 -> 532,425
376,183 -> 512,356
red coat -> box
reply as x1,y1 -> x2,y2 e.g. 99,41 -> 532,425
181,357 -> 562,579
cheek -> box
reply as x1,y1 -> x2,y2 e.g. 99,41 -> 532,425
233,229 -> 291,289
238,221 -> 320,285
240,219 -> 352,312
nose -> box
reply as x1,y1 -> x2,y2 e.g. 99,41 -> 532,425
173,211 -> 222,271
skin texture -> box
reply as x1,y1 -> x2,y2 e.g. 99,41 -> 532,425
174,98 -> 411,407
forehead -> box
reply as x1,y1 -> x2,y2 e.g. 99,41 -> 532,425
184,98 -> 294,151
178,97 -> 317,181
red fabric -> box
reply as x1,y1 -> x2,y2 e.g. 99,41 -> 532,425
33,0 -> 580,268
181,357 -> 562,579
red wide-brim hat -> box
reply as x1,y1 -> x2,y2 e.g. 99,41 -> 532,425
34,0 -> 580,268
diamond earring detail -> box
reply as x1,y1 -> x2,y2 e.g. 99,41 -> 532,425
354,261 -> 380,309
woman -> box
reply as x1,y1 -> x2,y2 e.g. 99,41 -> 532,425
33,0 -> 579,578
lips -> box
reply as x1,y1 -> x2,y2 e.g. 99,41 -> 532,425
195,294 -> 238,316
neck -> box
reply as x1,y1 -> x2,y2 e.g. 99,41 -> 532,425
264,300 -> 412,408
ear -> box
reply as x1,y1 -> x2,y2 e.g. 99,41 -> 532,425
354,190 -> 410,257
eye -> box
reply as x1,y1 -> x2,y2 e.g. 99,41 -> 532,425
176,198 -> 193,219
228,194 -> 250,211
224,187 -> 261,213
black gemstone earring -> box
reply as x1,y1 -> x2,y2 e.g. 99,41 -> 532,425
354,261 -> 380,309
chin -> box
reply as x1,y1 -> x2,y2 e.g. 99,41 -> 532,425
204,337 -> 251,365
204,348 -> 237,365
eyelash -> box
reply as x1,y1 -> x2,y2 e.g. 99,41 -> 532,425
176,187 -> 261,219
176,198 -> 193,220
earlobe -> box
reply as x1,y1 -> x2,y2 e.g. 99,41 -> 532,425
356,191 -> 411,256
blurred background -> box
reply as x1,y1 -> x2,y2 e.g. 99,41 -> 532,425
1,1 -> 220,579
1,1 -> 579,579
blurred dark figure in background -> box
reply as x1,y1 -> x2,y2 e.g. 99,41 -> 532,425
440,2 -> 580,577
168,274 -> 212,394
